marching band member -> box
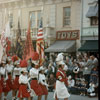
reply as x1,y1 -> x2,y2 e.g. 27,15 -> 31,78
12,60 -> 21,100
54,53 -> 70,100
18,68 -> 31,100
39,66 -> 48,100
0,61 -> 10,100
6,57 -> 14,91
29,61 -> 43,100
0,63 -> 3,100
54,61 -> 70,100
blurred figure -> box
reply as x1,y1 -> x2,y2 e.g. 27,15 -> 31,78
48,73 -> 56,92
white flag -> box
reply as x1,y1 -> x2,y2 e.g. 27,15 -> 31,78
0,41 -> 4,63
5,21 -> 11,38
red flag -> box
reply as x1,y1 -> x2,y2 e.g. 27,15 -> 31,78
23,23 -> 34,60
36,20 -> 44,66
6,37 -> 11,56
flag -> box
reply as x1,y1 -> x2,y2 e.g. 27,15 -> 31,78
6,37 -> 11,56
0,26 -> 7,62
36,19 -> 45,66
16,19 -> 23,59
23,22 -> 34,60
0,39 -> 4,63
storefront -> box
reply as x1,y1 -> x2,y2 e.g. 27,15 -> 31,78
45,30 -> 80,56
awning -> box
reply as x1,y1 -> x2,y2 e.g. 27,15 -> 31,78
86,5 -> 98,18
78,40 -> 98,52
45,40 -> 76,52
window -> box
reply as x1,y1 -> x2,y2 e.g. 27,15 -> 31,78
9,13 -> 13,28
63,7 -> 71,26
90,17 -> 98,26
30,11 -> 41,28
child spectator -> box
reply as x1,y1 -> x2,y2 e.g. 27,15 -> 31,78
47,73 -> 56,92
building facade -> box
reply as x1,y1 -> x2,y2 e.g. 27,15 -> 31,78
78,0 -> 98,52
0,0 -> 81,54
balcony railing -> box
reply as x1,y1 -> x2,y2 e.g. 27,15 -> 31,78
82,26 -> 98,36
10,27 -> 55,40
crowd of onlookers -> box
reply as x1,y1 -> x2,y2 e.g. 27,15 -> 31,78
40,52 -> 99,97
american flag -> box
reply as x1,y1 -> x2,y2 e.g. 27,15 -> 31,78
36,19 -> 45,66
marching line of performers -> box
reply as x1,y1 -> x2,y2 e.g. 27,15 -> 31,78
0,53 -> 70,100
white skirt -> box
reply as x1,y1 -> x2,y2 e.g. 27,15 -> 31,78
54,80 -> 70,99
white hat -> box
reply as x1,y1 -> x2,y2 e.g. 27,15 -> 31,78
63,64 -> 68,71
32,60 -> 39,65
21,68 -> 28,73
56,53 -> 64,62
57,60 -> 65,65
39,66 -> 45,71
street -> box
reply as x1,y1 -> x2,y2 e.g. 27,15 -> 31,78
2,91 -> 98,100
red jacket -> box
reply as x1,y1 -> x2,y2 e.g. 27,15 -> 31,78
56,68 -> 68,86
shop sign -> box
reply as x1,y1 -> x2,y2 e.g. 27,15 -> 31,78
56,30 -> 79,40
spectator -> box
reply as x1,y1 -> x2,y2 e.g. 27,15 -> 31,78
87,82 -> 96,97
83,56 -> 93,88
90,67 -> 98,84
91,55 -> 98,68
47,73 -> 56,92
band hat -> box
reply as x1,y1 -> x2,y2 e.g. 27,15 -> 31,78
21,68 -> 28,73
56,60 -> 65,65
56,53 -> 64,62
32,60 -> 39,65
39,66 -> 45,71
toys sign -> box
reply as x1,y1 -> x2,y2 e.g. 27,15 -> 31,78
56,30 -> 80,40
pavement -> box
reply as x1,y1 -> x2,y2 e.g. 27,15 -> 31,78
1,91 -> 98,100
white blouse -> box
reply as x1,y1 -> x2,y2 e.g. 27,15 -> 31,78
29,68 -> 39,79
19,74 -> 28,84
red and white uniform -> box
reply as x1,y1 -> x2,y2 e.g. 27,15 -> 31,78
0,75 -> 2,95
6,64 -> 14,90
12,67 -> 21,90
0,67 -> 10,92
39,74 -> 48,95
54,68 -> 70,99
18,74 -> 30,98
29,68 -> 43,96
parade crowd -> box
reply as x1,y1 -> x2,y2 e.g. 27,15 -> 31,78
0,52 -> 99,100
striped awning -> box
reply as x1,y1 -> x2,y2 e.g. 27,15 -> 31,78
45,40 -> 76,52
86,5 -> 98,18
